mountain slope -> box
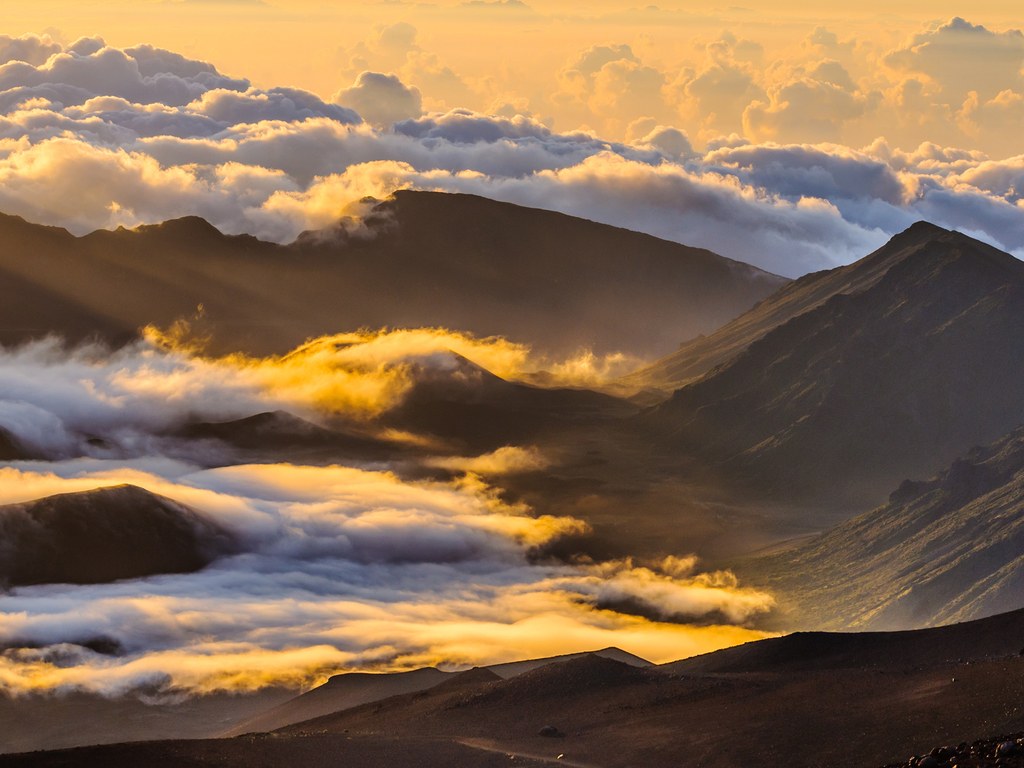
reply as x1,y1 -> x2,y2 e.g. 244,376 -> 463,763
624,221 -> 949,392
223,667 -> 449,737
0,191 -> 785,357
225,647 -> 652,736
664,604 -> 1024,674
0,485 -> 233,586
743,425 -> 1024,630
642,223 -> 1024,504
383,352 -> 638,450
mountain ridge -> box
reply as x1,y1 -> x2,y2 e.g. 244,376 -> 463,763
0,190 -> 786,358
639,222 -> 1024,505
742,424 -> 1024,630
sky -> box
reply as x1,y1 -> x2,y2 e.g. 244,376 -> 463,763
0,2 -> 1021,274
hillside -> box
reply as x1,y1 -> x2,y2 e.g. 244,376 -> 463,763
742,425 -> 1024,630
641,223 -> 1024,504
0,191 -> 785,358
0,485 -> 233,586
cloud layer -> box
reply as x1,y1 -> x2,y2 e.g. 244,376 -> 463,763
0,331 -> 773,696
0,329 -> 638,461
0,461 -> 772,695
0,32 -> 1021,275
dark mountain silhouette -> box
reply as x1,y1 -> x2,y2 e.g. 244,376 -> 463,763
225,647 -> 651,737
14,612 -> 1024,768
665,604 -> 1024,674
0,191 -> 785,358
177,410 -> 396,462
224,667 -> 449,737
625,221 -> 952,392
0,427 -> 33,461
640,222 -> 1024,505
743,425 -> 1024,630
0,485 -> 234,586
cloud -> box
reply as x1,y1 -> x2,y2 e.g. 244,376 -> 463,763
0,328 -> 658,462
0,329 -> 537,458
335,72 -> 423,126
0,35 -> 1022,276
0,43 -> 247,108
884,18 -> 1024,102
743,65 -> 874,144
0,34 -> 61,66
554,44 -> 674,133
190,87 -> 360,126
670,33 -> 767,138
427,446 -> 549,476
0,461 -> 773,695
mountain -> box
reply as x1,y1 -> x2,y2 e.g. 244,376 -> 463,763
664,603 -> 1024,674
624,221 -> 953,393
223,668 -> 449,737
176,410 -> 396,463
13,611 -> 1024,768
0,485 -> 233,586
225,647 -> 651,736
743,425 -> 1024,631
0,191 -> 785,358
0,688 -> 293,756
640,222 -> 1024,504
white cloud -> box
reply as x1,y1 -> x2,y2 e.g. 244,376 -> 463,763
335,72 -> 422,126
0,34 -> 1021,275
0,461 -> 773,695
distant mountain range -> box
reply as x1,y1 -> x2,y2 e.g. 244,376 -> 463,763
0,190 -> 784,357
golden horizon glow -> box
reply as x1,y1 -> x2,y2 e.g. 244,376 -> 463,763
1,2 -> 1021,151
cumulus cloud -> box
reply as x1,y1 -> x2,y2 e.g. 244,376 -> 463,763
884,18 -> 1024,102
337,23 -> 478,115
554,44 -> 674,134
0,461 -> 772,695
667,32 -> 769,140
0,34 -> 61,66
334,72 -> 422,126
744,66 -> 874,144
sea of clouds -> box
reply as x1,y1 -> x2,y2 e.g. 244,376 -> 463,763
0,458 -> 773,696
0,332 -> 772,695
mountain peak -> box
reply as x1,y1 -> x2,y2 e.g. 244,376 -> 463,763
129,216 -> 227,240
0,484 -> 234,586
898,220 -> 948,238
